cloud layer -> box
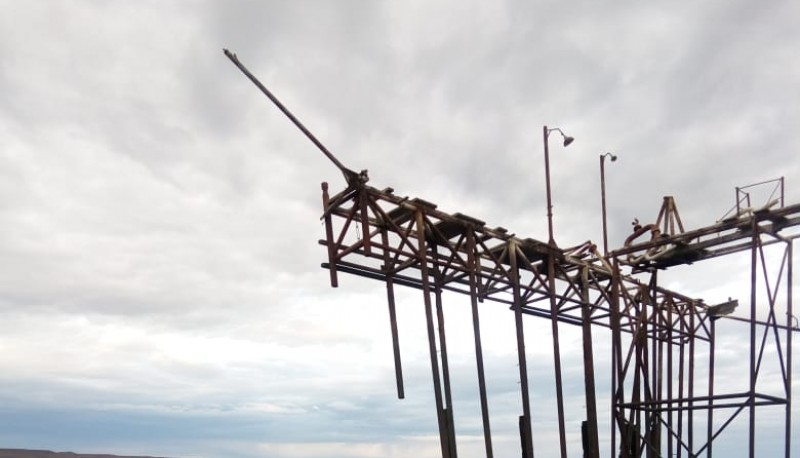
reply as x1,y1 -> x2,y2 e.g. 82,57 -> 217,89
0,1 -> 798,457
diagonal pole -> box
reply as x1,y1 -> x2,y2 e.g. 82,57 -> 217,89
223,48 -> 361,185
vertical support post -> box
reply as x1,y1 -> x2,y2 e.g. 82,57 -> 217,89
434,244 -> 458,457
736,186 -> 742,216
688,307 -> 696,456
321,182 -> 338,287
650,277 -> 663,457
509,242 -> 535,458
635,286 -> 647,458
784,241 -> 792,458
381,228 -> 404,399
359,190 -> 371,255
611,323 -> 617,458
543,126 -> 555,246
667,304 -> 674,458
653,296 -> 666,454
611,259 -> 628,458
708,316 -> 716,458
780,176 -> 785,208
580,267 -> 600,458
601,155 -> 609,255
677,307 -> 685,458
642,277 -> 654,458
748,220 -> 758,458
548,250 -> 568,458
467,231 -> 494,458
415,210 -> 450,458
655,302 -> 664,457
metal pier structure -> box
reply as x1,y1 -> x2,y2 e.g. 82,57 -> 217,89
224,49 -> 799,457
319,179 -> 798,458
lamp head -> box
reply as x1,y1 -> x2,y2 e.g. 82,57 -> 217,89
610,154 -> 617,162
545,126 -> 574,147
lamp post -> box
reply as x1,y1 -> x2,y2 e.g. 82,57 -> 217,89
543,126 -> 574,246
599,152 -> 618,458
600,152 -> 617,255
542,125 -> 574,458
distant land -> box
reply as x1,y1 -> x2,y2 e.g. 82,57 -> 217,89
0,450 -> 169,458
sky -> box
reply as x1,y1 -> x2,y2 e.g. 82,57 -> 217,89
0,1 -> 799,457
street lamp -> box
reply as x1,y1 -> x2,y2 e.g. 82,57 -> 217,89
543,126 -> 575,246
600,152 -> 617,255
542,125 -> 575,458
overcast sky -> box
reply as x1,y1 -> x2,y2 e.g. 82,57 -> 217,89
1,1 -> 799,457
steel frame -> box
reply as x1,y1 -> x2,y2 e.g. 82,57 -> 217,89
222,49 -> 800,457
320,180 -> 799,458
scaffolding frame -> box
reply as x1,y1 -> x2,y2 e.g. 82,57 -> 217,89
223,48 -> 799,458
320,181 -> 799,458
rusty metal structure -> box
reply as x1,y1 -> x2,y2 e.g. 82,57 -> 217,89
225,50 -> 799,457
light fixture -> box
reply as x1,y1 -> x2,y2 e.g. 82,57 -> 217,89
547,127 -> 575,148
543,126 -> 575,246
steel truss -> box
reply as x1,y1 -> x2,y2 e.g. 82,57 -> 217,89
221,49 -> 800,458
320,180 -> 800,458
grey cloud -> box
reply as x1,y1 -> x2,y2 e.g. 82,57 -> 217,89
0,0 -> 798,456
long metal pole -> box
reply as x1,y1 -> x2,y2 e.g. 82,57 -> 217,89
542,125 -> 567,457
667,303 -> 674,458
580,267 -> 600,458
749,219 -> 758,458
467,231 -> 494,458
415,210 -> 450,458
548,252 -> 568,458
510,242 -> 535,458
688,306 -> 696,456
708,317 -> 715,458
600,155 -> 610,256
543,126 -> 555,246
223,49 -> 359,184
786,242 -> 793,458
381,227 -> 404,399
611,323 -> 617,458
611,259 -> 628,458
434,247 -> 458,457
321,182 -> 339,287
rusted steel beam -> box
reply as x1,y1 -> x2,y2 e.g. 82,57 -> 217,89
708,317 -> 715,458
415,209 -> 450,458
785,242 -> 793,458
580,267 -> 600,458
321,182 -> 338,287
467,231 -> 494,458
749,219 -> 758,458
319,180 -> 795,457
509,241 -> 534,458
546,248 -> 568,458
359,191 -> 372,255
688,309 -> 696,456
667,304 -> 674,458
433,244 -> 457,457
381,227 -> 404,399
224,49 -> 363,185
